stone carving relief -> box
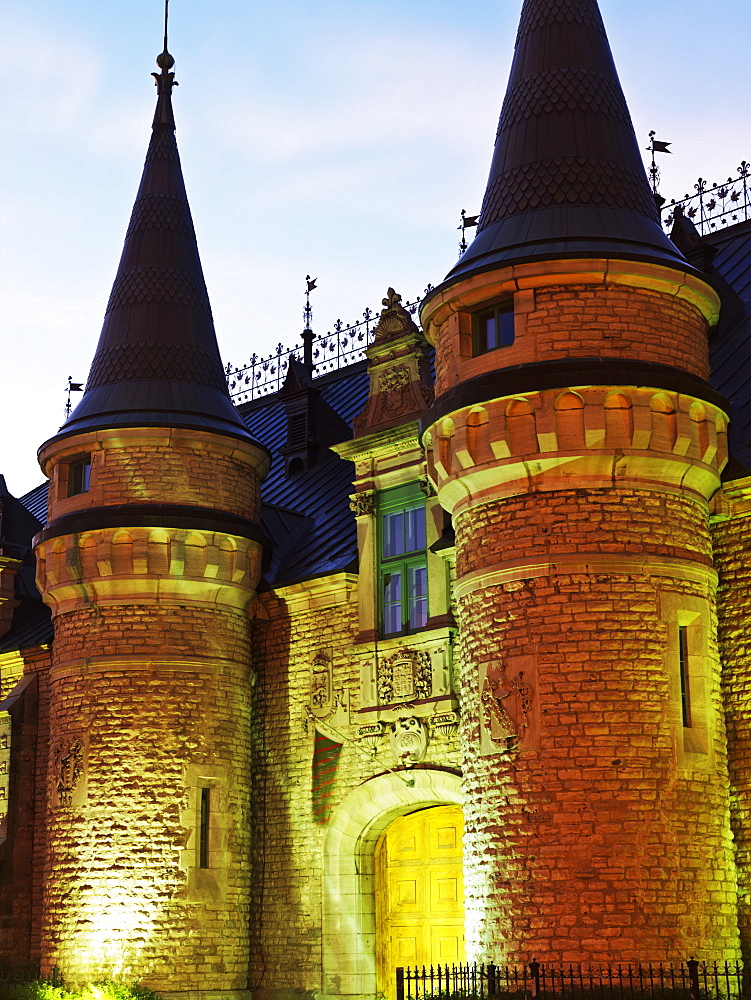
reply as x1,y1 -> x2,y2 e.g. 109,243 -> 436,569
380,366 -> 410,393
389,715 -> 428,766
479,656 -> 535,756
430,710 -> 460,738
310,648 -> 350,728
51,735 -> 87,809
378,647 -> 432,705
349,490 -> 376,517
357,721 -> 386,754
419,476 -> 437,498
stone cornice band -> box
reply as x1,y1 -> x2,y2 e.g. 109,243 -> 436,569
453,551 -> 718,600
419,358 -> 729,440
36,504 -> 268,548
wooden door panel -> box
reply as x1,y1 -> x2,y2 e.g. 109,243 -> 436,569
388,870 -> 425,912
376,805 -> 465,999
430,923 -> 463,965
429,812 -> 463,857
429,868 -> 462,911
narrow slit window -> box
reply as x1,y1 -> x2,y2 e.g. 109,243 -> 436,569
678,625 -> 691,728
199,787 -> 210,869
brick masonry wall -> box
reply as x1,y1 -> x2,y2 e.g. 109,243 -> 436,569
42,430 -> 264,525
712,506 -> 751,963
42,604 -> 254,991
249,592 -> 461,999
90,444 -> 261,520
433,283 -> 710,398
453,488 -> 738,962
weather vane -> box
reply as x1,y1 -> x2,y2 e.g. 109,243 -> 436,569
647,131 -> 672,196
304,275 -> 317,330
458,209 -> 479,255
65,376 -> 83,420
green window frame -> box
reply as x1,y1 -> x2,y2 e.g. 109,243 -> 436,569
378,483 -> 428,637
473,300 -> 515,355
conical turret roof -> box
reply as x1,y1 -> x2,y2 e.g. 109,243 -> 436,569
50,49 -> 254,446
441,0 -> 688,288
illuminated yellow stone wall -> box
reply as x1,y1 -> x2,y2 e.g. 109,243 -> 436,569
249,575 -> 462,1000
0,648 -> 51,970
712,477 -> 751,963
33,426 -> 268,993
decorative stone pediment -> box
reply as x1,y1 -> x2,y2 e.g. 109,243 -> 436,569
353,288 -> 434,437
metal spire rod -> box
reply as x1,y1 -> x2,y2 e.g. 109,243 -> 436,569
164,0 -> 170,54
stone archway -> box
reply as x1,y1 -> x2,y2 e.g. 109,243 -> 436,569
322,768 -> 463,1000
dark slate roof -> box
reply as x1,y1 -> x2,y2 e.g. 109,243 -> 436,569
706,220 -> 751,470
42,50 -> 257,452
430,0 -> 689,300
240,360 -> 370,588
0,477 -> 53,654
17,360 -> 370,597
19,482 -> 48,524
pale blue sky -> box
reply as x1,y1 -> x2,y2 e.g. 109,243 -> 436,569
1,0 -> 750,493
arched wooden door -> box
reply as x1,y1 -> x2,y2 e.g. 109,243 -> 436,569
375,804 -> 465,997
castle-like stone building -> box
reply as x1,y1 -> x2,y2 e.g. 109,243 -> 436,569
2,0 -> 751,996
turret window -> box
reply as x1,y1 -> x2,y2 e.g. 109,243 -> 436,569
67,457 -> 91,497
474,301 -> 515,354
379,483 -> 428,636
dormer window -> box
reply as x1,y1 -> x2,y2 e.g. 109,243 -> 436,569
474,300 -> 514,355
67,457 -> 91,497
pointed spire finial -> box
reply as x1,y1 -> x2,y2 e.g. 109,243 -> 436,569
152,0 -> 177,128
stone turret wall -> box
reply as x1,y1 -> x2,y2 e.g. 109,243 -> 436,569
422,261 -> 719,398
454,488 -> 737,961
34,426 -> 267,992
41,428 -> 265,523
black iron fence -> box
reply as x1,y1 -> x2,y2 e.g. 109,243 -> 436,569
662,162 -> 751,235
225,294 -> 426,404
396,961 -> 745,1000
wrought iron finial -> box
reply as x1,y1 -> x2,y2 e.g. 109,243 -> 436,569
647,130 -> 672,196
65,376 -> 84,420
457,209 -> 479,255
152,0 -> 177,126
304,275 -> 317,330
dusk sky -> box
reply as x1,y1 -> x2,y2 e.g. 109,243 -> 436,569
1,0 -> 750,493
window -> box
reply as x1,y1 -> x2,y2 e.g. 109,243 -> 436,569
199,787 -> 210,869
379,483 -> 428,636
474,300 -> 514,355
67,456 -> 91,497
678,625 -> 691,728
